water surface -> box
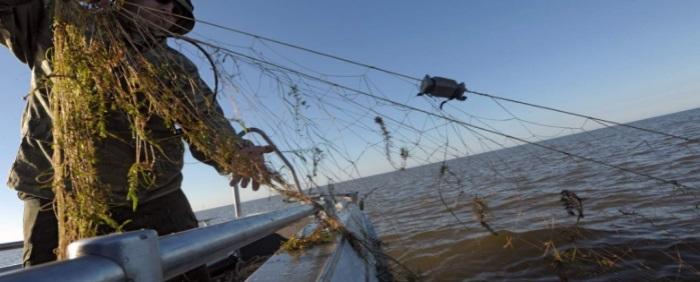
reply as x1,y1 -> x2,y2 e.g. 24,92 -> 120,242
338,108 -> 700,281
3,109 -> 699,281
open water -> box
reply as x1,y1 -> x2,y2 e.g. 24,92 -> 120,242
201,108 -> 700,281
2,109 -> 700,281
341,108 -> 700,281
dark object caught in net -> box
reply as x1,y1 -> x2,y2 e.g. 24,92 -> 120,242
560,190 -> 584,224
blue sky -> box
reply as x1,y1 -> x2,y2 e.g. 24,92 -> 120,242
1,0 -> 699,243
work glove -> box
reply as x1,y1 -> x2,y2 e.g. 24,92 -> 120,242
229,140 -> 274,191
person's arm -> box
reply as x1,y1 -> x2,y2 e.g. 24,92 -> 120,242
167,48 -> 241,169
0,0 -> 48,65
0,0 -> 33,7
168,48 -> 273,190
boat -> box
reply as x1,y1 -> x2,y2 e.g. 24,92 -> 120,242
0,193 -> 389,282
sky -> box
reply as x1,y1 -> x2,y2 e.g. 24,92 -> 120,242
1,0 -> 700,243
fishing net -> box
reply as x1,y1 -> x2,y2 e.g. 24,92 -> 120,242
50,0 -> 280,258
174,23 -> 700,281
47,1 -> 699,280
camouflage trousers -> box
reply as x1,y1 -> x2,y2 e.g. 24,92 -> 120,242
21,189 -> 210,281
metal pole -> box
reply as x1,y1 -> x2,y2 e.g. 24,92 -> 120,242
0,265 -> 21,275
67,230 -> 162,282
0,256 -> 125,282
0,204 -> 317,282
232,185 -> 242,218
159,204 -> 315,280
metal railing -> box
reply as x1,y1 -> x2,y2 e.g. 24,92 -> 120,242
0,266 -> 20,275
0,204 -> 316,282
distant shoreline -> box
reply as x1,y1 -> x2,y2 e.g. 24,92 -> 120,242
0,241 -> 22,251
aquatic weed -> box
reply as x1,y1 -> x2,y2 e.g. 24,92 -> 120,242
374,116 -> 394,167
50,1 -> 274,257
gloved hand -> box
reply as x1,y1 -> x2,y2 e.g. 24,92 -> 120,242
229,140 -> 274,191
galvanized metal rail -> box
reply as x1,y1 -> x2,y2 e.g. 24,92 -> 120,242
0,204 -> 316,282
0,266 -> 20,275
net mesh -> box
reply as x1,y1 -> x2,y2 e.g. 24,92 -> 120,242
46,1 -> 700,280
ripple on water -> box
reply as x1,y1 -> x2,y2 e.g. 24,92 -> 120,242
337,109 -> 700,281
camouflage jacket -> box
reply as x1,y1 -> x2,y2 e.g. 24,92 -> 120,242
0,0 -> 240,204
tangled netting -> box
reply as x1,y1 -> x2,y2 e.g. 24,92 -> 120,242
47,1 -> 700,280
50,0 -> 280,258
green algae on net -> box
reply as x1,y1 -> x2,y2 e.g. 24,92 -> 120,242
49,0 -> 274,258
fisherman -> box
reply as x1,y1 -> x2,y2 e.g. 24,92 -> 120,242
0,0 -> 271,278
